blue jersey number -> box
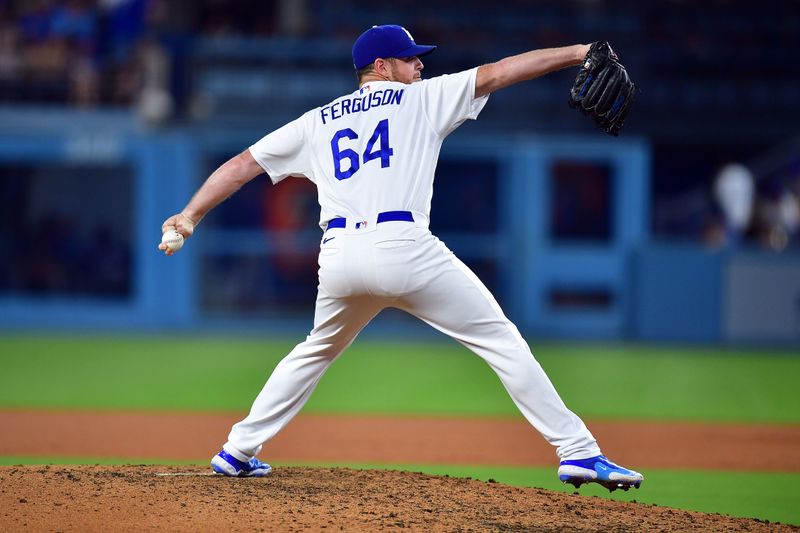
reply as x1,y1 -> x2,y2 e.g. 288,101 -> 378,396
330,128 -> 360,180
330,119 -> 394,181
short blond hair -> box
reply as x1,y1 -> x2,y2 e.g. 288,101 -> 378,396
356,62 -> 376,83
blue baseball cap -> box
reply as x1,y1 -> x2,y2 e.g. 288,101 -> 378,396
352,25 -> 437,70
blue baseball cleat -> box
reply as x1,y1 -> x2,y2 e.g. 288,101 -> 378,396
210,450 -> 273,477
558,455 -> 643,492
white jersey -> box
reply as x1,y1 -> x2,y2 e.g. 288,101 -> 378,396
225,66 -> 605,469
249,68 -> 489,229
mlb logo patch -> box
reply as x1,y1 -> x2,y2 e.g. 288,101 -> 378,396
355,221 -> 369,229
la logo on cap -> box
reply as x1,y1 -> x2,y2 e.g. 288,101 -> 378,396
351,24 -> 437,70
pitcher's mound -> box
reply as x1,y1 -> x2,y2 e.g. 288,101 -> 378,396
0,465 -> 791,532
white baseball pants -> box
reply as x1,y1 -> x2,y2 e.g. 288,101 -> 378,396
223,218 -> 601,462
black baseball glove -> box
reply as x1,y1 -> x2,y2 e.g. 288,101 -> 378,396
568,41 -> 635,136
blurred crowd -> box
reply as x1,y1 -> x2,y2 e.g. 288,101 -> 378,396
707,156 -> 800,252
654,151 -> 800,252
0,0 -> 152,106
0,0 -> 300,110
2,0 -> 798,111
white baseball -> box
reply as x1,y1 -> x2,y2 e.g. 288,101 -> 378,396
161,229 -> 184,252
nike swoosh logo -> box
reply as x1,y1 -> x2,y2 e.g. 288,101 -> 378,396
322,237 -> 335,244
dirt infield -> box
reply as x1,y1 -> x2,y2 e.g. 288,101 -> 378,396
1,465 -> 796,532
1,410 -> 799,531
2,410 -> 799,471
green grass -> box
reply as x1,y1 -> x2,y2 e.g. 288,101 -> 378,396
0,336 -> 798,422
1,456 -> 796,526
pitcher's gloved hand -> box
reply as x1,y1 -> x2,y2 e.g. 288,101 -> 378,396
568,41 -> 636,136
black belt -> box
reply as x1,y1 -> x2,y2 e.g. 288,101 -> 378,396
326,210 -> 414,230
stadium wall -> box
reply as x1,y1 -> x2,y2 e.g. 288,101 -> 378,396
0,109 -> 797,345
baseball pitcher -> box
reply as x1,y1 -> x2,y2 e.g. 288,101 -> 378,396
159,25 -> 641,492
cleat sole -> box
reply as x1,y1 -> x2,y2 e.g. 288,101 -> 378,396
561,478 -> 587,489
566,478 -> 643,492
559,473 -> 642,492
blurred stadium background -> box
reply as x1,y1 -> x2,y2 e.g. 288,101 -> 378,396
1,0 -> 799,525
1,0 -> 798,343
